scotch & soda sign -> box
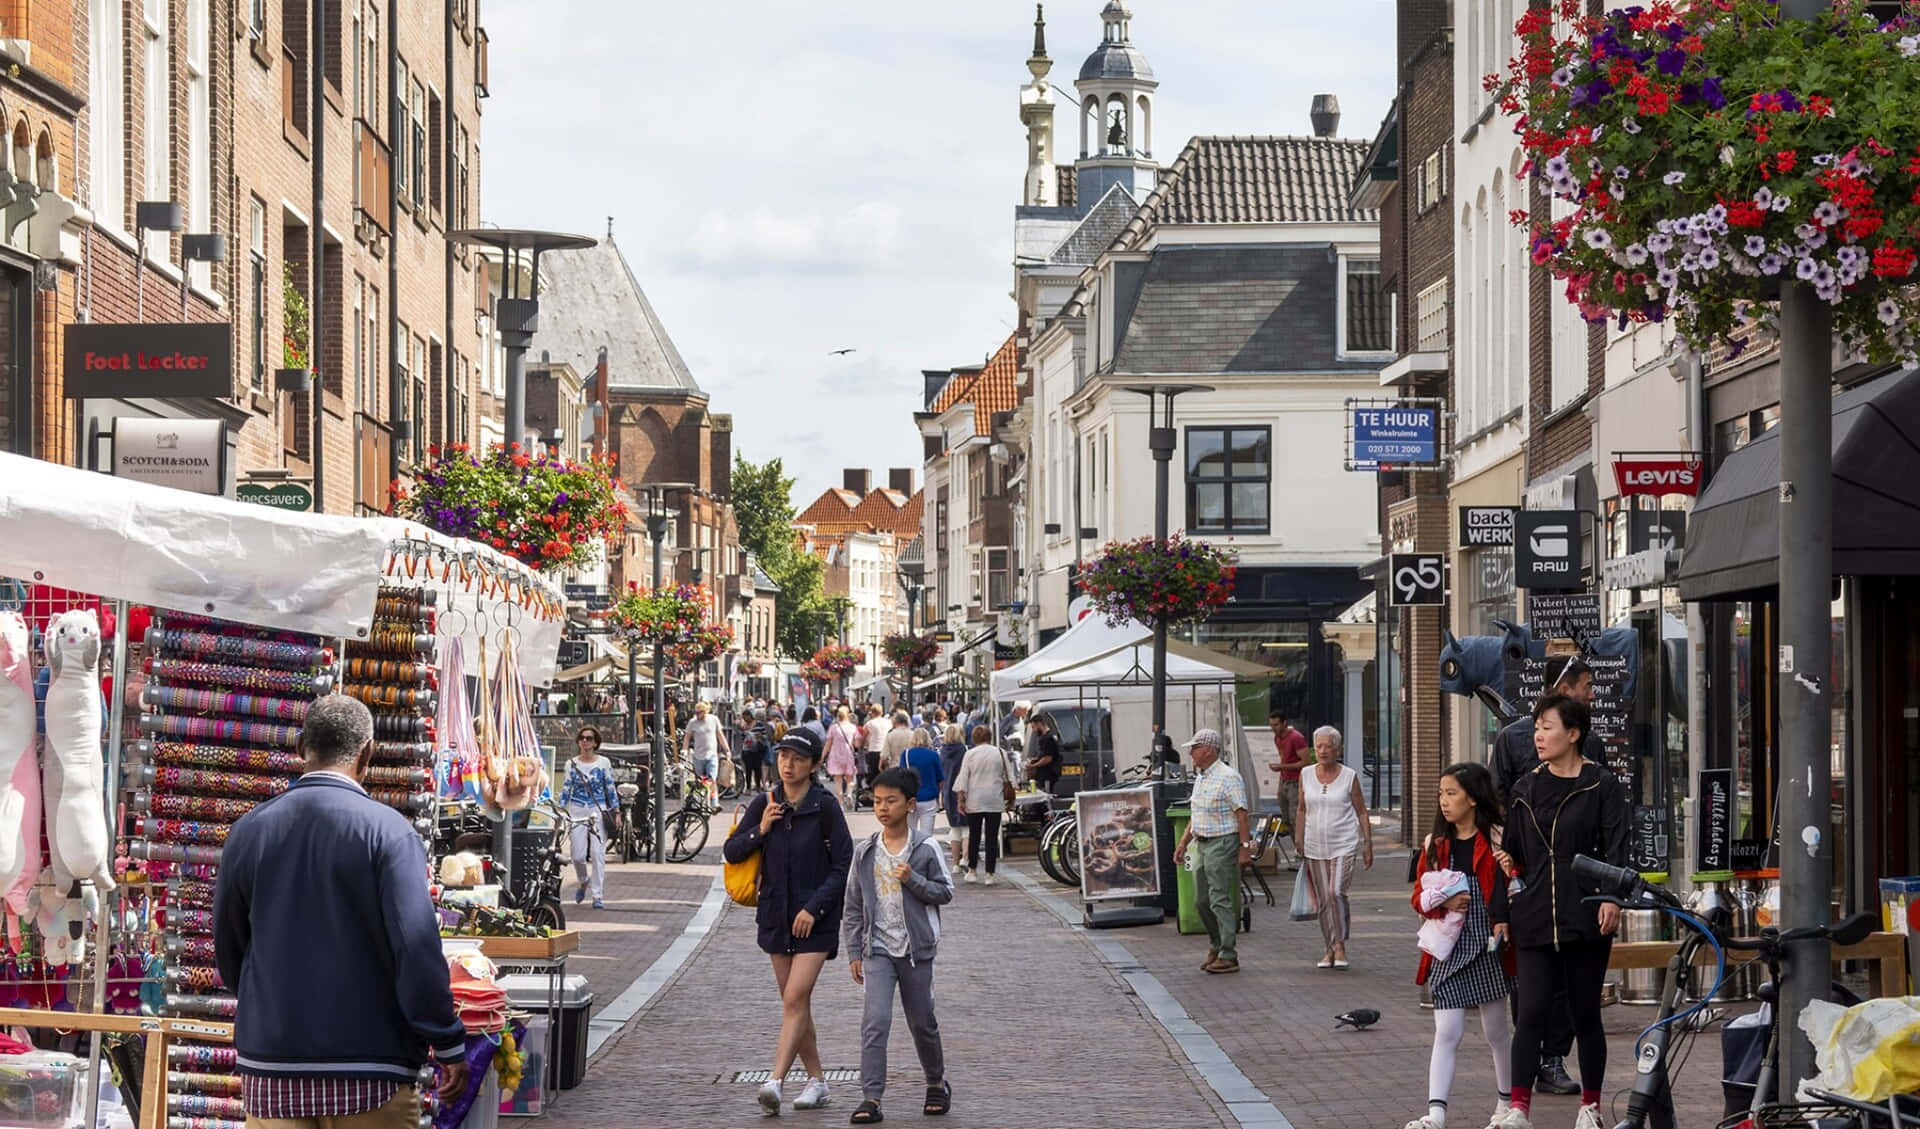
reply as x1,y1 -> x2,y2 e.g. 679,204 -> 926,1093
64,323 -> 234,399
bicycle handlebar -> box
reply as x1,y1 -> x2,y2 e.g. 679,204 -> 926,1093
1571,855 -> 1683,909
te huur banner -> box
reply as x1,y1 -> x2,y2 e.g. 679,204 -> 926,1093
64,322 -> 234,400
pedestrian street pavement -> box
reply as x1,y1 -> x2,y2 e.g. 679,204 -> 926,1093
536,809 -> 1744,1129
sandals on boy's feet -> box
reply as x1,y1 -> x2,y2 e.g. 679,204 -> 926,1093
850,1099 -> 883,1124
924,1080 -> 952,1116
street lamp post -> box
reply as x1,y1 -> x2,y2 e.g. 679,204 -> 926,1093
447,228 -> 597,449
896,559 -> 925,717
1125,384 -> 1213,773
836,600 -> 850,704
636,482 -> 695,863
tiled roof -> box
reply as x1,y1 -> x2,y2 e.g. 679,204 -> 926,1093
1056,165 -> 1077,210
532,236 -> 699,393
1050,184 -> 1137,266
849,488 -> 924,536
1111,245 -> 1380,375
795,489 -> 859,529
1108,136 -> 1378,254
930,335 -> 1020,437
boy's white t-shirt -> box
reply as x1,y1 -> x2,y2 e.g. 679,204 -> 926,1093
870,837 -> 912,958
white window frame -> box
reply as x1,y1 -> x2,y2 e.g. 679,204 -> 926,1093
142,0 -> 170,262
89,0 -> 126,233
1336,252 -> 1396,361
1548,195 -> 1588,411
968,549 -> 983,606
186,0 -> 210,289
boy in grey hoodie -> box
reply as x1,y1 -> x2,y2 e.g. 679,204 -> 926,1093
843,766 -> 955,1123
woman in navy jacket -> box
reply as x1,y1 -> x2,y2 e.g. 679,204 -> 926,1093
724,725 -> 855,1115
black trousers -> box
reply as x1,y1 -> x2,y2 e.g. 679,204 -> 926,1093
1511,939 -> 1610,1094
965,811 -> 1003,874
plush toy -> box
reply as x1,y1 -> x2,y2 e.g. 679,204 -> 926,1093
0,613 -> 33,901
41,610 -> 114,897
27,877 -> 83,970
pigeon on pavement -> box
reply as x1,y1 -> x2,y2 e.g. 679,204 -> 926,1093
1334,1008 -> 1381,1031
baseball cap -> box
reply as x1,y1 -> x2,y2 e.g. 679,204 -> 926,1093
1180,728 -> 1224,751
774,726 -> 826,761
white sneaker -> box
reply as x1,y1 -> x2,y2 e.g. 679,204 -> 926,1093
1486,1109 -> 1531,1129
791,1078 -> 830,1109
1403,1117 -> 1442,1129
1572,1104 -> 1602,1129
983,874 -> 996,886
757,1081 -> 782,1116
964,870 -> 978,884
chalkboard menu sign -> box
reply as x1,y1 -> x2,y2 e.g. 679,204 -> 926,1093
1630,804 -> 1669,873
1697,768 -> 1734,873
1526,593 -> 1603,643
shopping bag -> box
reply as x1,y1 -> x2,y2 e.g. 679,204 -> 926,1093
723,807 -> 761,907
1289,867 -> 1317,921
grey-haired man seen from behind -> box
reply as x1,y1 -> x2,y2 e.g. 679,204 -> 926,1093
215,694 -> 468,1128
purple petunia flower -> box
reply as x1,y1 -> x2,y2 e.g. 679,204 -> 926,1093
1586,228 -> 1613,251
1701,78 -> 1726,110
1664,170 -> 1687,186
1796,257 -> 1819,281
1698,247 -> 1721,270
1656,46 -> 1687,75
1624,243 -> 1649,266
1745,235 -> 1769,257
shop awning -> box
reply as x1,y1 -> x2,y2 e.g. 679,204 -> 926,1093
1678,367 -> 1920,601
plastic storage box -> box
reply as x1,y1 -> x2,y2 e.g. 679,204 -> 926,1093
499,974 -> 594,1091
1879,877 -> 1920,934
0,1051 -> 88,1128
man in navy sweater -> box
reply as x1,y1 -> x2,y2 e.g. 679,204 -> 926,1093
215,694 -> 468,1126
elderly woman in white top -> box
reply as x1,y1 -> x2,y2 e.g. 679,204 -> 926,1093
1296,725 -> 1372,969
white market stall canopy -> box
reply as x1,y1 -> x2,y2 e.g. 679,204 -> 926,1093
0,452 -> 567,685
992,613 -> 1272,699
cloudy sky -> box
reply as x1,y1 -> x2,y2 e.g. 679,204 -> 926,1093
482,1 -> 1395,506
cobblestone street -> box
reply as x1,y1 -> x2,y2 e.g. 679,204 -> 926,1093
533,813 -> 1743,1128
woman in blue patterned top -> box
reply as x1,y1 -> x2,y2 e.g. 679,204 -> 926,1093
559,726 -> 618,909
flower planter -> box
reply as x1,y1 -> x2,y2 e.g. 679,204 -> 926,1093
1079,535 -> 1236,628
389,443 -> 627,573
1493,0 -> 1920,362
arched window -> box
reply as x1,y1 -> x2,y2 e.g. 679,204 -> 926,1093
1104,94 -> 1129,156
1135,94 -> 1152,158
34,130 -> 55,193
1081,96 -> 1100,159
11,119 -> 30,187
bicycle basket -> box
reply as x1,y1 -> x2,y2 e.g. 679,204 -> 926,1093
1717,1101 -> 1862,1129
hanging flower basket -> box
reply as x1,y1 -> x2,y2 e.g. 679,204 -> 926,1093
881,633 -> 939,674
808,643 -> 865,678
665,622 -> 734,669
1079,535 -> 1237,628
1491,0 -> 1920,361
736,660 -> 763,676
388,443 -> 628,572
798,660 -> 832,684
609,583 -> 713,645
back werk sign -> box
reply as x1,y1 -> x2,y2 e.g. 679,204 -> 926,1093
64,323 -> 234,400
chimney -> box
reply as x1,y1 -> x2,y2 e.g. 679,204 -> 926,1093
1310,93 -> 1341,138
889,468 -> 915,496
843,469 -> 872,497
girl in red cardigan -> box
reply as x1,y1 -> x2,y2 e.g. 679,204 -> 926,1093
1405,762 -> 1516,1129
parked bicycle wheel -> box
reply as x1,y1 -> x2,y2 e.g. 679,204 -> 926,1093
1037,815 -> 1074,886
1055,817 -> 1082,886
664,807 -> 710,863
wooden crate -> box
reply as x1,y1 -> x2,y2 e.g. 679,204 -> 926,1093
475,931 -> 580,960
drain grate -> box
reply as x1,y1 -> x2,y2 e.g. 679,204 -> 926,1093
730,1068 -> 860,1084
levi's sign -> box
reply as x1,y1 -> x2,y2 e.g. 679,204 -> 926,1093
64,322 -> 234,400
1613,454 -> 1702,497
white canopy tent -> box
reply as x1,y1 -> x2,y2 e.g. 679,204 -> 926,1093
0,451 -> 566,684
994,613 -> 1269,800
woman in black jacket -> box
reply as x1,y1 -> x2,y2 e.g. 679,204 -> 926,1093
723,726 -> 854,1116
1490,693 -> 1628,1129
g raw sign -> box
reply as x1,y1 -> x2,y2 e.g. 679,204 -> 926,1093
1388,553 -> 1446,607
65,323 -> 234,400
1514,509 -> 1582,589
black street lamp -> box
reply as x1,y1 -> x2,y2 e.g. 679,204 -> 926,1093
1124,384 -> 1213,774
447,228 -> 597,450
635,481 -> 695,863
896,556 -> 925,716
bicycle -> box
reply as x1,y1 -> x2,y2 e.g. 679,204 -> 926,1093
663,778 -> 720,863
1570,856 -> 1904,1129
1035,803 -> 1081,888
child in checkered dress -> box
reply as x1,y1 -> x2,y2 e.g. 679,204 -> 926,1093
1406,763 -> 1515,1129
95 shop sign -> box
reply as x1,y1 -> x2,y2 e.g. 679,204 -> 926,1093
64,323 -> 233,400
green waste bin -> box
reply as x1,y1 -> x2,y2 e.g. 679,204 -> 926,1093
1169,806 -> 1241,935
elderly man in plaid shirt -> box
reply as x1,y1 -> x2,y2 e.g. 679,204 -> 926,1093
1171,728 -> 1252,974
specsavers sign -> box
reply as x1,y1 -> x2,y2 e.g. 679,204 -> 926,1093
112,417 -> 225,495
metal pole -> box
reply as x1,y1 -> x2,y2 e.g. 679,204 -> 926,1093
625,629 -> 638,743
504,335 -> 527,451
86,598 -> 131,1129
649,508 -> 668,864
1149,396 -> 1174,765
1776,279 -> 1833,1090
309,0 -> 326,511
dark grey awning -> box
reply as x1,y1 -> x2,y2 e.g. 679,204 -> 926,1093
1678,367 -> 1920,601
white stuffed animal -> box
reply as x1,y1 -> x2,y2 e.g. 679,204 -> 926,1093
41,610 -> 113,896
0,613 -> 32,898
